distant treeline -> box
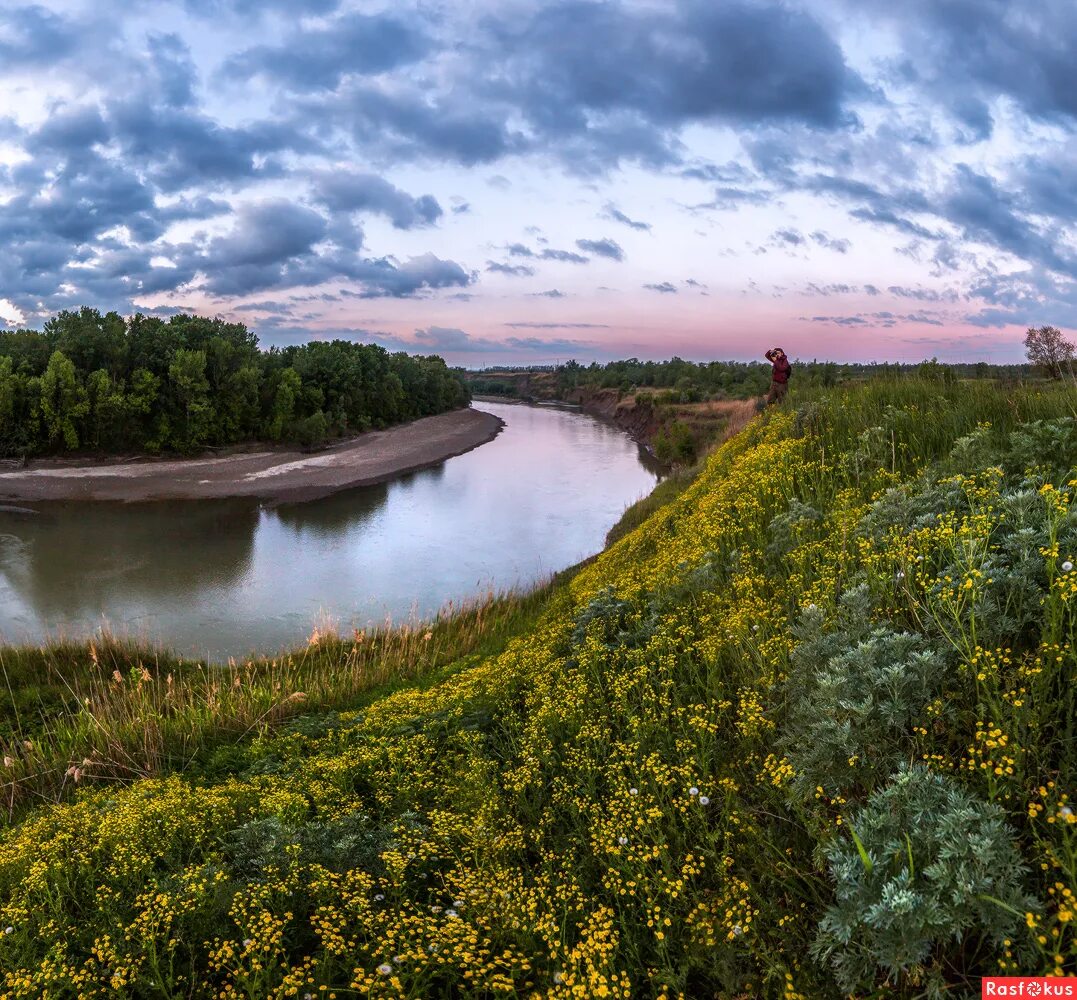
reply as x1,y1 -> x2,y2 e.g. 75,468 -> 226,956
551,356 -> 1041,401
0,308 -> 470,457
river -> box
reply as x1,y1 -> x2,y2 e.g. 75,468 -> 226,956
0,401 -> 660,661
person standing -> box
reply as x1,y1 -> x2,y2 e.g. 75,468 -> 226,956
764,347 -> 792,404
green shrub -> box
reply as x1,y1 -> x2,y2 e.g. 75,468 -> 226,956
784,626 -> 945,798
814,764 -> 1034,997
654,420 -> 696,464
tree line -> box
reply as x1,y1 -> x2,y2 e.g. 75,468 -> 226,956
550,347 -> 1064,402
0,308 -> 470,457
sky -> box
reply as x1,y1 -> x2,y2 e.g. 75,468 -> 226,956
0,0 -> 1075,366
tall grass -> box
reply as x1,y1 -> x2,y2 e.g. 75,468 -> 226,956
796,377 -> 1077,478
2,375 -> 1077,996
607,399 -> 758,546
0,585 -> 555,819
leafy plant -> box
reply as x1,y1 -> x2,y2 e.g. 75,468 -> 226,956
784,622 -> 945,798
814,764 -> 1034,997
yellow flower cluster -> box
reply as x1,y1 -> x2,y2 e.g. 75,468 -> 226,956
1,391 -> 1076,997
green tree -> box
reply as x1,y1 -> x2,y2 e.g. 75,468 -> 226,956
265,368 -> 301,441
39,350 -> 85,450
45,307 -> 127,379
125,368 -> 163,451
168,349 -> 213,452
0,356 -> 14,428
83,370 -> 127,450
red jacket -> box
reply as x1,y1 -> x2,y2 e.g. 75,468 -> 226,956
766,353 -> 792,383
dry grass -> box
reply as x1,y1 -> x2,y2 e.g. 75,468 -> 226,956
0,586 -> 553,818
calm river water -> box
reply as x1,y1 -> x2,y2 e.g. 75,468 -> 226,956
0,401 -> 660,661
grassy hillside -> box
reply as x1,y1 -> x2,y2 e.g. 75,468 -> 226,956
1,379 -> 1077,998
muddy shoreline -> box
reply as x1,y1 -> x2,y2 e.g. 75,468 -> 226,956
0,407 -> 504,504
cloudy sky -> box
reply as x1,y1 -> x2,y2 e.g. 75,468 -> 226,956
0,0 -> 1074,365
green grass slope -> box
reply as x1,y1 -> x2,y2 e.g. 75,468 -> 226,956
1,378 -> 1076,998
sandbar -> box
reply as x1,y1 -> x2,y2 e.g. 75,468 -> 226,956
0,407 -> 503,503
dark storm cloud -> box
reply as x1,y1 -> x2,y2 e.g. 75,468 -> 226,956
771,228 -> 805,247
540,249 -> 589,264
802,311 -> 946,328
183,0 -> 338,17
810,230 -> 851,253
887,285 -> 958,303
0,149 -> 159,244
686,186 -> 773,212
24,105 -> 109,155
105,98 -> 307,191
803,282 -> 859,296
199,201 -> 327,271
222,11 -> 431,91
505,335 -> 591,352
803,175 -> 944,240
157,195 -> 233,224
486,262 -> 536,277
311,82 -> 522,166
121,200 -> 330,297
0,5 -> 83,68
575,238 -> 625,261
409,326 -> 589,355
943,165 -> 1070,273
341,253 -> 474,300
849,208 -> 940,240
858,0 -> 1077,126
487,0 -> 860,129
310,172 -> 442,229
0,179 -> 471,314
147,33 -> 198,108
288,0 -> 861,172
603,204 -> 651,231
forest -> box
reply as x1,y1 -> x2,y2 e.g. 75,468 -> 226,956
471,356 -> 1042,401
0,308 -> 470,457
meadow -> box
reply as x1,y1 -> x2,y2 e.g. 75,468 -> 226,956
1,377 -> 1076,998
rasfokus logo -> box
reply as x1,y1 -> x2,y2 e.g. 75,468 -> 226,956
983,979 -> 1077,997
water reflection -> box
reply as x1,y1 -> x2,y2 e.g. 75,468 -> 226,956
0,402 -> 659,660
273,482 -> 390,539
0,500 -> 259,611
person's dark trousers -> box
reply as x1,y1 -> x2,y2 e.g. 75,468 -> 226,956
765,380 -> 788,405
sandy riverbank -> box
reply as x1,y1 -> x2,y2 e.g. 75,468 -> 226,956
0,407 -> 504,504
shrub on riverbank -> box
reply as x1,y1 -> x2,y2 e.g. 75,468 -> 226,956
0,377 -> 1076,997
